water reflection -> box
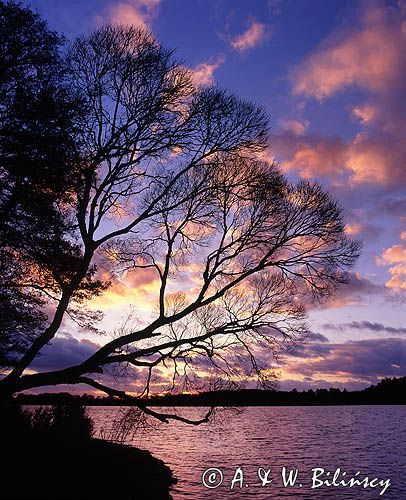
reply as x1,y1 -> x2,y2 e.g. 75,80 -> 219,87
89,406 -> 406,499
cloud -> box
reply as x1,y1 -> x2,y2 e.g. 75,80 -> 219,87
320,272 -> 385,309
90,267 -> 160,311
270,126 -> 406,187
305,331 -> 329,343
344,222 -> 363,236
29,336 -> 142,393
377,230 -> 406,289
271,131 -> 348,182
281,337 -> 406,383
293,4 -> 405,99
344,221 -> 382,241
345,130 -> 406,185
190,55 -> 225,87
272,121 -> 406,186
230,20 -> 266,53
352,104 -> 376,125
282,2 -> 406,190
279,378 -> 370,391
32,337 -> 100,372
96,0 -> 161,29
287,340 -> 333,359
279,118 -> 309,135
323,321 -> 406,336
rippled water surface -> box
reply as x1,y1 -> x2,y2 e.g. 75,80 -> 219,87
89,405 -> 406,499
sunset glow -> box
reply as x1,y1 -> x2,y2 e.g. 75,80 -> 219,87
23,0 -> 405,393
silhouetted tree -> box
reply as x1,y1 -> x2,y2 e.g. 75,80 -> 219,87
0,1 -> 104,367
0,9 -> 361,423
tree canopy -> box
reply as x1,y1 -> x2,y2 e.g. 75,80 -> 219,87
0,0 -> 94,366
0,2 -> 361,423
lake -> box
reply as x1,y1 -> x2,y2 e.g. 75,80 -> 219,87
89,405 -> 405,499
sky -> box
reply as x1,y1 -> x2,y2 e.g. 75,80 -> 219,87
24,0 -> 406,392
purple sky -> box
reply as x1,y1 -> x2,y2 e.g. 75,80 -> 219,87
26,0 -> 406,391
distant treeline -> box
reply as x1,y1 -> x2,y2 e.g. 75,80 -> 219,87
14,377 -> 406,406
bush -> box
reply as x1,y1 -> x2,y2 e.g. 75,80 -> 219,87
0,403 -> 93,442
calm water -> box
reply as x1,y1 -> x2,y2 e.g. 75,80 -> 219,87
89,406 -> 406,499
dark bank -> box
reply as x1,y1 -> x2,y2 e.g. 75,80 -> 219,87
0,404 -> 176,500
14,376 -> 406,407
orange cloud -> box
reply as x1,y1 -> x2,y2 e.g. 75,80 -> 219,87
90,267 -> 160,311
293,5 -> 405,99
230,20 -> 266,53
190,56 -> 225,87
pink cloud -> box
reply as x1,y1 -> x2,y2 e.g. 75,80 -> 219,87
344,221 -> 382,242
270,131 -> 348,182
346,130 -> 406,185
230,20 -> 266,53
97,0 -> 161,29
271,127 -> 406,187
293,4 -> 405,99
281,337 -> 406,384
377,231 -> 406,289
352,104 -> 376,125
190,56 -> 225,87
345,222 -> 363,236
279,118 -> 309,135
320,272 -> 384,309
282,3 -> 406,190
125,266 -> 160,289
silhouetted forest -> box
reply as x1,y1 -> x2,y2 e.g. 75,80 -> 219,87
15,377 -> 406,406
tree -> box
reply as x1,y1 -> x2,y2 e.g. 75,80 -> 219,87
0,13 -> 361,423
0,1 -> 105,369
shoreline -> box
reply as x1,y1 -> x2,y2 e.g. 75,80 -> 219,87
18,401 -> 406,407
0,404 -> 176,500
1,431 -> 176,500
14,376 -> 406,407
